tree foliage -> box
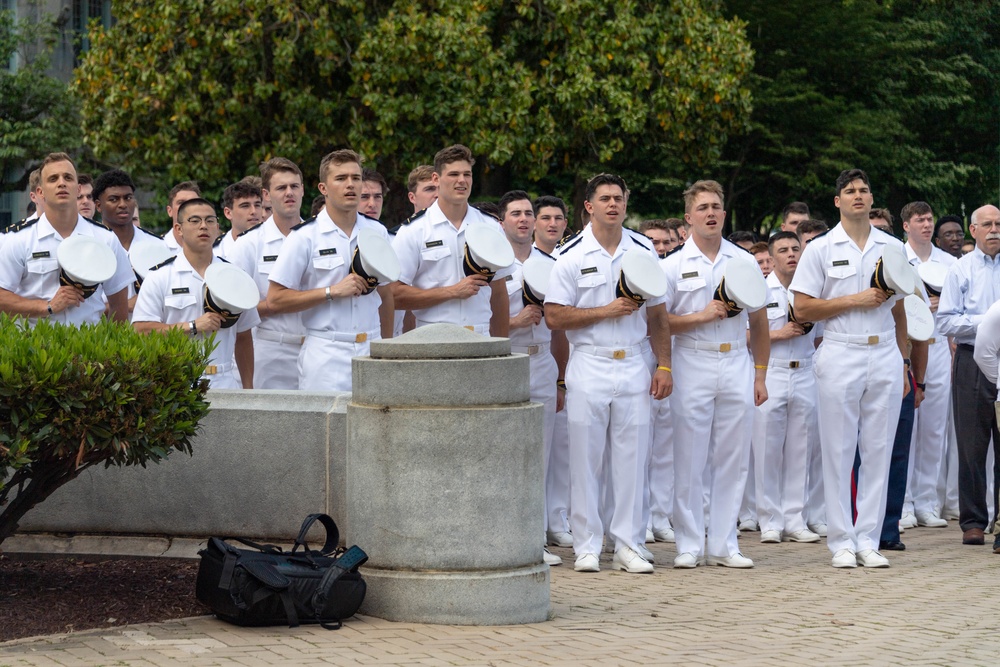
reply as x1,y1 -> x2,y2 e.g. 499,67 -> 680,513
0,9 -> 81,194
0,316 -> 213,545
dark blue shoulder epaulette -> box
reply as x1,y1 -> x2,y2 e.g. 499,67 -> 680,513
401,208 -> 427,226
558,236 -> 584,255
291,216 -> 317,231
627,230 -> 649,248
387,224 -> 402,236
535,247 -> 555,260
10,217 -> 36,233
83,216 -> 109,230
237,222 -> 263,239
212,234 -> 225,247
808,229 -> 831,242
360,213 -> 381,224
136,226 -> 162,239
663,242 -> 685,258
556,229 -> 581,249
149,256 -> 177,271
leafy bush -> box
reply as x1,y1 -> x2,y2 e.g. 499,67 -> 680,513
0,315 -> 213,545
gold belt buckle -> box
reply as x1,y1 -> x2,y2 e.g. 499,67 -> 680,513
867,335 -> 879,345
789,361 -> 800,369
464,325 -> 475,331
355,332 -> 368,343
204,365 -> 218,375
612,349 -> 626,360
527,345 -> 539,355
719,343 -> 732,353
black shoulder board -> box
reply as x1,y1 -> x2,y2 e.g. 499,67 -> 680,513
558,235 -> 584,255
212,234 -> 224,247
11,217 -> 37,233
360,213 -> 381,224
237,222 -> 264,239
136,226 -> 161,239
218,256 -> 230,264
387,224 -> 402,236
556,229 -> 581,249
628,232 -> 649,248
149,256 -> 177,271
291,216 -> 317,231
83,216 -> 109,230
535,247 -> 555,260
808,229 -> 831,242
401,208 -> 427,226
663,242 -> 685,258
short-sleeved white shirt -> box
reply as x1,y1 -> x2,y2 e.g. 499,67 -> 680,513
213,231 -> 239,260
392,201 -> 511,329
761,271 -> 818,359
162,228 -> 181,254
228,219 -> 303,335
545,224 -> 663,348
937,246 -> 1000,345
789,223 -> 904,335
0,214 -> 133,326
507,246 -> 555,347
132,252 -> 259,371
660,238 -> 762,344
268,209 -> 388,334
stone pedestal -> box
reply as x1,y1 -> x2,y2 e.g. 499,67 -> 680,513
347,324 -> 549,625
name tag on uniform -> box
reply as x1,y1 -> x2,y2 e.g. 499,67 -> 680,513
425,240 -> 444,248
681,271 -> 699,279
581,267 -> 598,275
319,248 -> 337,256
32,251 -> 50,259
171,287 -> 190,295
262,255 -> 277,262
832,259 -> 850,267
504,274 -> 513,281
766,302 -> 779,308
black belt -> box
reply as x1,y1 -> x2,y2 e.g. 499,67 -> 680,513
957,343 -> 975,352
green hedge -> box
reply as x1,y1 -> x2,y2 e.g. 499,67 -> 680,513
0,315 -> 213,544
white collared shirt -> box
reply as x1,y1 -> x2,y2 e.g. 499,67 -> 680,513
974,299 -> 1000,390
546,224 -> 663,348
905,242 -> 956,338
229,219 -> 303,335
268,209 -> 388,334
507,246 -> 555,347
213,230 -> 239,260
163,228 -> 181,254
392,200 -> 511,329
761,271 -> 818,359
132,252 -> 260,370
660,238 -> 762,344
790,223 -> 905,336
938,246 -> 1000,345
0,213 -> 133,326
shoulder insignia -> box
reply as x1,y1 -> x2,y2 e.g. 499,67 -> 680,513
387,224 -> 402,236
663,242 -> 685,258
83,216 -> 110,230
556,229 -> 581,249
218,257 -> 230,264
401,208 -> 427,226
10,217 -> 37,233
149,256 -> 177,271
290,216 -> 317,231
237,222 -> 263,239
808,229 -> 831,242
628,232 -> 650,249
535,247 -> 556,260
558,236 -> 584,255
212,234 -> 224,247
136,226 -> 161,238
360,213 -> 381,224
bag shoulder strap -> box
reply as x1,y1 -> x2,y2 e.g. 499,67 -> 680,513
292,513 -> 340,556
310,545 -> 369,630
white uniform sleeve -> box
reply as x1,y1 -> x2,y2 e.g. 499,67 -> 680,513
268,228 -> 311,290
131,269 -> 168,324
0,233 -> 26,292
545,253 -> 577,307
392,224 -> 421,287
789,240 -> 825,298
236,306 -> 261,332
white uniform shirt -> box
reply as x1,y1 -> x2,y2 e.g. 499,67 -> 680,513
660,238 -> 762,344
213,231 -> 239,260
163,229 -> 181,254
132,252 -> 260,371
905,242 -> 956,338
268,209 -> 388,334
546,225 -> 663,348
790,224 -> 905,335
762,270 -> 818,359
507,246 -> 555,347
937,246 -> 1000,345
126,227 -> 172,301
392,201 -> 511,328
0,214 -> 133,326
229,219 -> 303,335
973,299 -> 1000,390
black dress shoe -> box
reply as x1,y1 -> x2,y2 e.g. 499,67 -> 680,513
879,540 -> 906,551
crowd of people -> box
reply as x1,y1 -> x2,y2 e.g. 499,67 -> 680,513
2,147 -> 998,575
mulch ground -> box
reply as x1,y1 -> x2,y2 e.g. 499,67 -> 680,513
0,554 -> 210,642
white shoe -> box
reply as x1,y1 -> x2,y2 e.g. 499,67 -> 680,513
915,512 -> 948,528
546,530 -> 573,548
943,508 -> 960,521
706,552 -> 754,568
831,549 -> 857,568
612,546 -> 654,573
673,552 -> 700,569
645,528 -> 655,544
636,544 -> 655,563
856,549 -> 890,568
808,523 -> 828,537
652,526 -> 675,543
760,530 -> 781,543
899,512 -> 918,529
784,529 -> 821,543
543,548 -> 562,566
738,519 -> 759,532
574,553 -> 600,572
898,522 -> 905,533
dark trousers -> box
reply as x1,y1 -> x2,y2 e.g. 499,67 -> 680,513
952,346 -> 1000,532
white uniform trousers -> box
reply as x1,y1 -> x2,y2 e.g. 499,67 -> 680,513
646,396 -> 675,533
253,331 -> 303,390
752,363 -> 817,534
804,429 -> 826,527
566,349 -> 651,555
738,449 -> 757,525
299,332 -> 375,392
672,347 -> 754,559
519,348 -> 558,532
546,409 -> 571,534
904,338 -> 951,515
815,338 -> 902,554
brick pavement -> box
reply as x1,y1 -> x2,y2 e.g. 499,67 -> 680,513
1,523 -> 996,667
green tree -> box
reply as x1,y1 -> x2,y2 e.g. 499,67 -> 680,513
0,9 -> 81,194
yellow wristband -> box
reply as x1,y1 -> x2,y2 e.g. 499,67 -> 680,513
754,364 -> 767,370
657,366 -> 671,373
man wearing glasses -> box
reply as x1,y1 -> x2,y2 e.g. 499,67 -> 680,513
934,215 -> 966,259
133,198 -> 259,389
